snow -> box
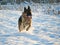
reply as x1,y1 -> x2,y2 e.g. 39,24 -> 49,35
0,2 -> 60,45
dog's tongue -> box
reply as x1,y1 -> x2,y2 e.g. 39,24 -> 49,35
27,16 -> 32,19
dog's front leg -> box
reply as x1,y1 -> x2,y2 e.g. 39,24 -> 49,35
26,22 -> 31,31
26,19 -> 32,31
26,25 -> 31,31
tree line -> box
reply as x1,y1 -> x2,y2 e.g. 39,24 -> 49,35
0,0 -> 60,5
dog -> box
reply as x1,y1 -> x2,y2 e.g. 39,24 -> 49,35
18,6 -> 32,32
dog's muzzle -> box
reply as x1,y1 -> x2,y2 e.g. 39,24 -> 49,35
27,16 -> 32,19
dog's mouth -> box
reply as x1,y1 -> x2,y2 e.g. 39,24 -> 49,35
27,16 -> 32,19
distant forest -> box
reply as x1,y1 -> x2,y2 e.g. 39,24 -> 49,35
0,0 -> 60,4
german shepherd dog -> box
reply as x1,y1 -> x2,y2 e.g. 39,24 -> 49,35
18,6 -> 32,32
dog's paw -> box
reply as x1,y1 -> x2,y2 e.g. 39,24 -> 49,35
26,28 -> 29,31
19,30 -> 22,32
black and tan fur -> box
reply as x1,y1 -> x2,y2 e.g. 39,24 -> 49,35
18,6 -> 32,32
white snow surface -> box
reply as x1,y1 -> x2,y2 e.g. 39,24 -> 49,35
0,2 -> 60,45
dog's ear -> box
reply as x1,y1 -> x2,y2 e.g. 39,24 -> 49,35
28,6 -> 31,11
24,7 -> 27,12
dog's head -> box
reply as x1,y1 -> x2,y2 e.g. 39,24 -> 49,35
22,6 -> 32,24
24,6 -> 32,17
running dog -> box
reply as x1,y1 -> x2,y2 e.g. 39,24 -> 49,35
18,6 -> 32,32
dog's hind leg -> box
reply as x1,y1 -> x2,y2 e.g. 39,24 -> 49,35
18,16 -> 23,32
18,22 -> 21,32
19,23 -> 24,32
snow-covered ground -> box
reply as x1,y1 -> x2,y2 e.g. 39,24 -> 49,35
0,2 -> 60,45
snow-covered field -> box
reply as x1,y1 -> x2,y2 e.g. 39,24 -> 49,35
0,2 -> 60,45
